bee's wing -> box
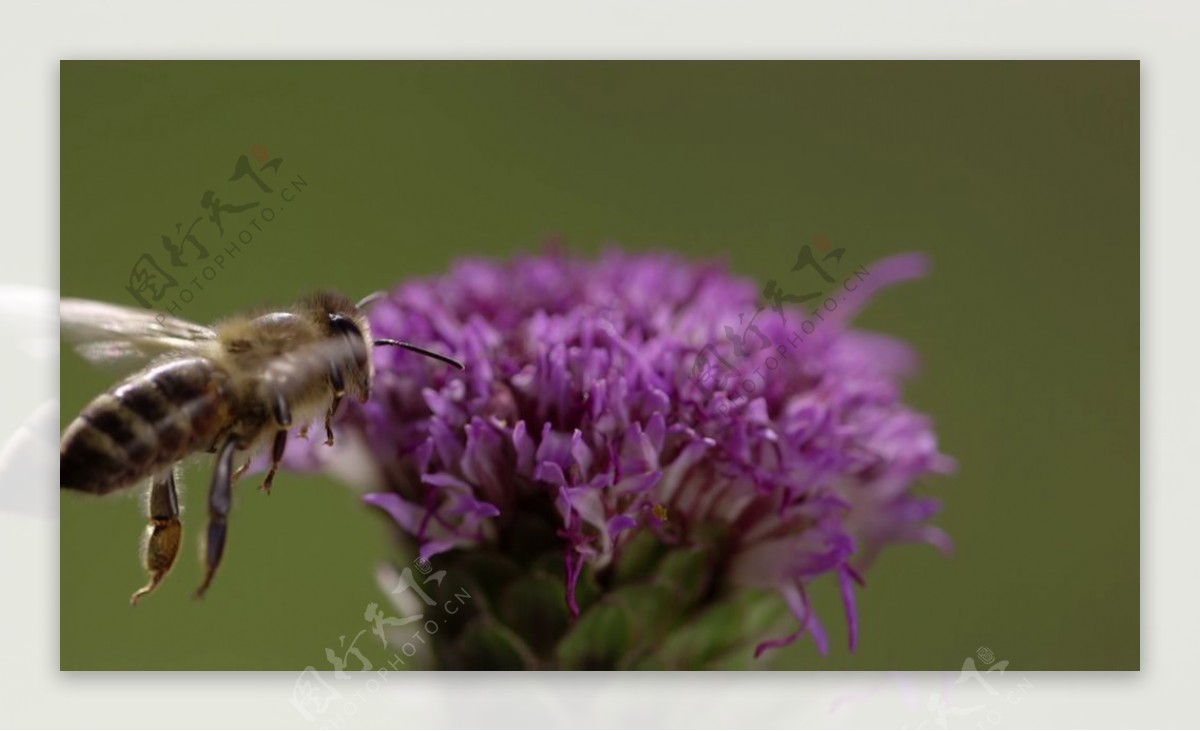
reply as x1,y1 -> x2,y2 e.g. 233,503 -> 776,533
60,298 -> 218,367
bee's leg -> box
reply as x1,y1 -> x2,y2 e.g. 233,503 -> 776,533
258,388 -> 292,495
260,430 -> 287,495
272,389 -> 293,430
231,460 -> 251,484
196,436 -> 238,599
324,396 -> 343,447
130,468 -> 182,606
325,360 -> 345,447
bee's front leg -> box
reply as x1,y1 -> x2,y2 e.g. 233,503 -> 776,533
130,467 -> 182,606
325,360 -> 345,447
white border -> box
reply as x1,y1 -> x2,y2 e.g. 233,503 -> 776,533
3,1 -> 1190,727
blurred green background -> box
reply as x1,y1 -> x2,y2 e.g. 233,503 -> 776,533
60,61 -> 1138,670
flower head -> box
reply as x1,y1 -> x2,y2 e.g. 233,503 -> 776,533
291,248 -> 954,666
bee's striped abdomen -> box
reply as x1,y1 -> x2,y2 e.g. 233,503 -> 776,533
61,358 -> 235,494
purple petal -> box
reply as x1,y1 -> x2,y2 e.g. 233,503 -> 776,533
282,249 -> 953,661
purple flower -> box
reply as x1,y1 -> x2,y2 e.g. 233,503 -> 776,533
290,248 -> 954,664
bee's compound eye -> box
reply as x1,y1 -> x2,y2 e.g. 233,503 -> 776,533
329,314 -> 369,366
328,313 -> 364,339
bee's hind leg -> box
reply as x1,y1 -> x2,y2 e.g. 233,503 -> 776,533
131,467 -> 182,606
196,436 -> 238,599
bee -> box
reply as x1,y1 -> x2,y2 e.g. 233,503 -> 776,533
59,291 -> 463,605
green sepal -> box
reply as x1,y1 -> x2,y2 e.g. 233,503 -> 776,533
555,601 -> 634,669
637,588 -> 791,670
448,619 -> 540,670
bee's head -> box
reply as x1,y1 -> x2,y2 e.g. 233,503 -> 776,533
309,290 -> 463,404
303,291 -> 374,402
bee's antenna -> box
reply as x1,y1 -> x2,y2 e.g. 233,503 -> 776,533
373,339 -> 465,370
356,291 -> 388,310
